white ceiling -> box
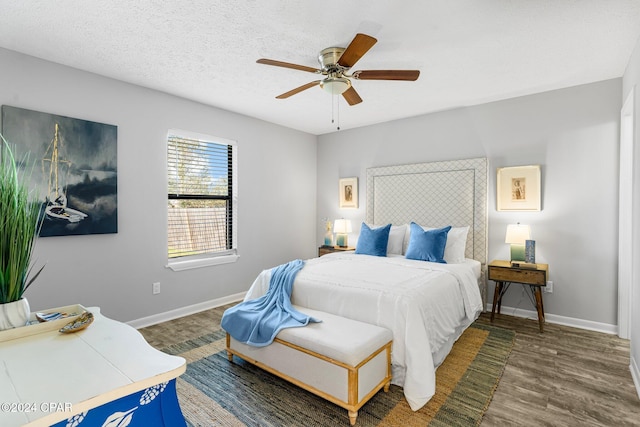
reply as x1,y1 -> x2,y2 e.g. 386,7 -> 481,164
2,1 -> 640,135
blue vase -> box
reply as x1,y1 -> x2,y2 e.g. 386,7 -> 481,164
525,240 -> 536,264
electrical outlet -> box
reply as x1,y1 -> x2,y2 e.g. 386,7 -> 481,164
544,280 -> 553,293
152,282 -> 161,295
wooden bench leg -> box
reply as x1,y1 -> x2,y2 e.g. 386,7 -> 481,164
348,410 -> 358,425
225,333 -> 234,361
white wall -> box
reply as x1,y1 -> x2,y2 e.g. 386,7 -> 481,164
622,34 -> 640,397
0,48 -> 318,322
318,79 -> 621,328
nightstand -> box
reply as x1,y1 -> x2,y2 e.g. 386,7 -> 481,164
488,260 -> 549,332
318,245 -> 355,257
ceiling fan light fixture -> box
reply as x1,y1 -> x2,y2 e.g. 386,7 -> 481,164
320,77 -> 351,95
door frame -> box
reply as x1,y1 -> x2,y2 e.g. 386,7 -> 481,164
619,87 -> 635,339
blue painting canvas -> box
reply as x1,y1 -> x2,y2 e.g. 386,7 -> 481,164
1,105 -> 117,237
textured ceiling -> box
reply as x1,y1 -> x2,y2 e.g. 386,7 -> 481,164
1,1 -> 640,135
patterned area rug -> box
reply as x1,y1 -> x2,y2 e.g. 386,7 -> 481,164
162,323 -> 515,427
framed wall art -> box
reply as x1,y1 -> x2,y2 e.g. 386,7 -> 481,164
496,165 -> 541,211
1,105 -> 118,237
339,177 -> 358,209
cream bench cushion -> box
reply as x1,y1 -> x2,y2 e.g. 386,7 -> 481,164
226,306 -> 393,425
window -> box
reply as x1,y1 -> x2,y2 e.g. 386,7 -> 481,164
167,130 -> 237,271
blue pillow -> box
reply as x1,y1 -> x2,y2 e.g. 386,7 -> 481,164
355,223 -> 391,257
405,223 -> 451,263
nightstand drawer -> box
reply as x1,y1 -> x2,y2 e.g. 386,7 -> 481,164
318,246 -> 355,257
488,267 -> 546,286
318,247 -> 334,257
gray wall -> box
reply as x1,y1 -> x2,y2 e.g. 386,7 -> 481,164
622,34 -> 640,394
0,43 -> 629,339
0,48 -> 318,322
318,78 -> 621,327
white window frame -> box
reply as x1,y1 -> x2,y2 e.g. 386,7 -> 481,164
166,129 -> 238,271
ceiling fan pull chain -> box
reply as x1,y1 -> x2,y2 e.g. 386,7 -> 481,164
330,94 -> 340,130
336,96 -> 340,130
331,94 -> 335,125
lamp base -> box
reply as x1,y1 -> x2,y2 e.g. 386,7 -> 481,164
510,244 -> 526,262
336,233 -> 348,247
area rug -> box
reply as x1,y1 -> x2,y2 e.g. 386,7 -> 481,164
161,323 -> 515,427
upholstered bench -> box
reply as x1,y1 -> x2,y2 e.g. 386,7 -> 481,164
226,306 -> 393,425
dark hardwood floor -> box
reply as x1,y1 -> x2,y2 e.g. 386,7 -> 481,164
476,313 -> 640,426
140,306 -> 640,426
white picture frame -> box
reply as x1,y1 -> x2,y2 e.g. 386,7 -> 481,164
339,177 -> 358,209
497,165 -> 541,211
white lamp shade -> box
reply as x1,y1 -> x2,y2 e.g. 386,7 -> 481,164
333,219 -> 353,234
505,224 -> 531,244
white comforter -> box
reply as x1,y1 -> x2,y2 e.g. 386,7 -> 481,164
243,252 -> 483,411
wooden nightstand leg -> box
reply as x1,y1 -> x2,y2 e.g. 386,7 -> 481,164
491,282 -> 502,322
534,287 -> 545,332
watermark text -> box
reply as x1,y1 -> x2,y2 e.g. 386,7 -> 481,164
1,402 -> 73,413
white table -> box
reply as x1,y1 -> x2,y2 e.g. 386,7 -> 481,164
0,307 -> 186,427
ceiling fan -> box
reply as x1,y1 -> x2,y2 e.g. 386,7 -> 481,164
257,33 -> 420,106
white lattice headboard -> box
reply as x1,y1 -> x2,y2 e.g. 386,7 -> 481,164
365,157 -> 488,265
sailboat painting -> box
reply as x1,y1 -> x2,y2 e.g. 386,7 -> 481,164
1,105 -> 117,237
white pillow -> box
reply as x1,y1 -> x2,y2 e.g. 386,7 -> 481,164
366,223 -> 407,255
443,226 -> 470,263
405,224 -> 470,263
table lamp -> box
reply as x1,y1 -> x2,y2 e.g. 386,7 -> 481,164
333,219 -> 352,247
505,223 -> 531,263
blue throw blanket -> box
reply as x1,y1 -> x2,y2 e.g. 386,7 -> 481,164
221,259 -> 320,347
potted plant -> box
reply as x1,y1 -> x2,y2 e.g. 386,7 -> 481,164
0,134 -> 44,330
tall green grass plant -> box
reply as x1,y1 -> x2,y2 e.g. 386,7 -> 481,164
0,134 -> 44,304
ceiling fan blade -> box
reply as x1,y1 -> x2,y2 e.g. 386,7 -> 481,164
352,70 -> 420,81
275,81 -> 322,99
337,33 -> 377,68
257,58 -> 320,74
342,86 -> 363,106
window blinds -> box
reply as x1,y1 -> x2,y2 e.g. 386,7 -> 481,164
167,134 -> 233,259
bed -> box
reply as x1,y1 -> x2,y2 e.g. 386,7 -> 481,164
243,158 -> 488,411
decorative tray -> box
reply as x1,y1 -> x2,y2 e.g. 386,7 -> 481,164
59,311 -> 94,334
0,304 -> 88,343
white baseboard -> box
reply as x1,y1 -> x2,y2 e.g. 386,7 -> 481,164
631,356 -> 640,400
127,292 -> 245,329
485,304 -> 618,335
